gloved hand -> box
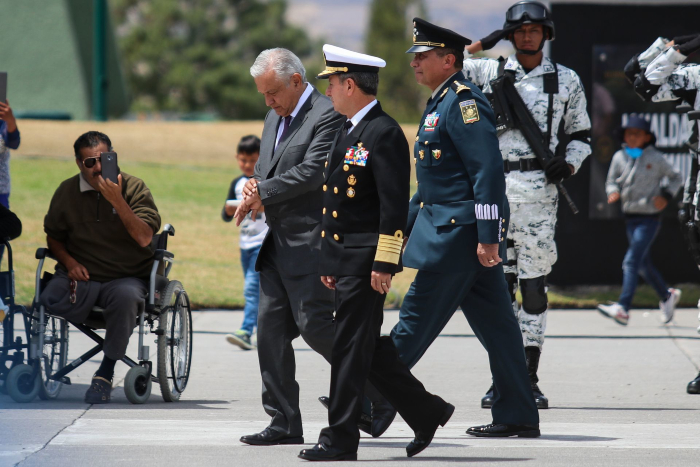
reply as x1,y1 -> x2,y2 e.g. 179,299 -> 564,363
479,28 -> 512,51
544,156 -> 572,184
676,34 -> 700,56
673,33 -> 700,47
623,54 -> 641,84
679,204 -> 691,224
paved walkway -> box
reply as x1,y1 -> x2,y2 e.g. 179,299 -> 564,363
2,308 -> 699,466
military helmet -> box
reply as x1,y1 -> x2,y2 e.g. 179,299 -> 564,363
503,1 -> 555,41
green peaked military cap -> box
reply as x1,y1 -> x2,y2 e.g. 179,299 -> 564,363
407,18 -> 472,53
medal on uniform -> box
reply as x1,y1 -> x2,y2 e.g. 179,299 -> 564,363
432,149 -> 441,160
347,174 -> 357,186
419,150 -> 425,160
460,99 -> 480,124
344,142 -> 369,166
423,112 -> 440,132
347,187 -> 356,198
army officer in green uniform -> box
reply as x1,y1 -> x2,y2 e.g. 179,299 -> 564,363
391,18 -> 540,438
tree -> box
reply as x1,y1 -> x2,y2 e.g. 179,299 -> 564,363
366,0 -> 428,122
111,0 -> 318,119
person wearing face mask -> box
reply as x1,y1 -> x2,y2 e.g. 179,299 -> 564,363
598,116 -> 683,327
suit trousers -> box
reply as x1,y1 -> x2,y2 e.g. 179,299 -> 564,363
319,275 -> 449,453
256,245 -> 386,436
41,270 -> 146,360
391,266 -> 539,426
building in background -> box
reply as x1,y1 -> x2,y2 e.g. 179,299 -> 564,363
550,0 -> 700,285
0,0 -> 128,120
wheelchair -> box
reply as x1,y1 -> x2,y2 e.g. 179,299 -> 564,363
0,240 -> 32,396
3,224 -> 193,404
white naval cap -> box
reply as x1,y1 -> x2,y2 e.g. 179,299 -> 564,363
316,44 -> 386,79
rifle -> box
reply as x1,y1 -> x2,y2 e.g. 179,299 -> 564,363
489,71 -> 579,214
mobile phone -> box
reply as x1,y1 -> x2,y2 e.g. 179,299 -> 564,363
100,152 -> 120,184
0,72 -> 7,104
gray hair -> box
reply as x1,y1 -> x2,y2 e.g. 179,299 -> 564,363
250,48 -> 306,83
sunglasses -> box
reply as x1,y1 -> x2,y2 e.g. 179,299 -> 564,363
81,156 -> 101,168
69,280 -> 77,304
506,3 -> 548,21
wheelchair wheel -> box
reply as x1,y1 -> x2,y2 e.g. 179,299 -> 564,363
0,312 -> 11,394
124,365 -> 152,404
37,314 -> 68,400
157,280 -> 192,402
6,364 -> 40,403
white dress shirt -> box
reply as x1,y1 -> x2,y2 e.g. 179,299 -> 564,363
345,99 -> 378,135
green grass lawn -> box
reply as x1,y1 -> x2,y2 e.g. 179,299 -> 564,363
7,155 -> 700,310
9,156 -> 247,308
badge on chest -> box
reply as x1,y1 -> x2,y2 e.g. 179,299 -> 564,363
344,142 -> 369,167
423,112 -> 440,132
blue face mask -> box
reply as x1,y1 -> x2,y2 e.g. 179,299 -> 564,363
624,147 -> 643,159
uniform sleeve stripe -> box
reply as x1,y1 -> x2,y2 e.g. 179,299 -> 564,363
475,203 -> 498,220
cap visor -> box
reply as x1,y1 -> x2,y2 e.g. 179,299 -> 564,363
406,45 -> 435,53
316,70 -> 340,79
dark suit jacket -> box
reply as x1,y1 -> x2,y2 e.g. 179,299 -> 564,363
254,87 -> 344,276
403,72 -> 510,272
318,102 -> 410,276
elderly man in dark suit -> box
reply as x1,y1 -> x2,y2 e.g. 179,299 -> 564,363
235,48 -> 383,446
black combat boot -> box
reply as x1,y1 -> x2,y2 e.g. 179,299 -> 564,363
688,372 -> 700,394
525,347 -> 548,409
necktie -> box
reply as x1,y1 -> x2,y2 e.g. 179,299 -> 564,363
276,115 -> 292,149
340,120 -> 353,139
281,115 -> 292,139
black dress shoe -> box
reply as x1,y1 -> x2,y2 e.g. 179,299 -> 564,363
406,403 -> 455,458
318,396 -> 330,409
688,372 -> 700,394
481,384 -> 494,409
298,443 -> 357,461
318,396 -> 372,435
240,428 -> 304,446
371,400 -> 397,438
466,423 -> 540,438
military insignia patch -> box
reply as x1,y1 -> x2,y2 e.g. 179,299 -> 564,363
419,150 -> 425,160
459,99 -> 479,124
432,149 -> 441,160
543,64 -> 554,73
344,144 -> 369,166
347,174 -> 357,186
423,112 -> 440,132
347,187 -> 356,198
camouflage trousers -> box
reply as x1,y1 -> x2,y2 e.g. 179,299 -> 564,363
504,199 -> 559,349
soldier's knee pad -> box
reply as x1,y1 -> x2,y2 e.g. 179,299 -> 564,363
505,273 -> 518,303
520,276 -> 548,314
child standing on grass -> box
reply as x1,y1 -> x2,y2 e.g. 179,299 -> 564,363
598,116 -> 683,326
222,135 -> 267,350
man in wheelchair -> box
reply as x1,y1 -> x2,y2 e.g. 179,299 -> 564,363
39,131 -> 160,404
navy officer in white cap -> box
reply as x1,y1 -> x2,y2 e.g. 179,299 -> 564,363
298,44 -> 454,462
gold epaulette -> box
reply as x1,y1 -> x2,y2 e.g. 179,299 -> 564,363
375,230 -> 404,265
450,81 -> 471,94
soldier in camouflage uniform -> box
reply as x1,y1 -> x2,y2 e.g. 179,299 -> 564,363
627,33 -> 700,394
464,1 -> 592,409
